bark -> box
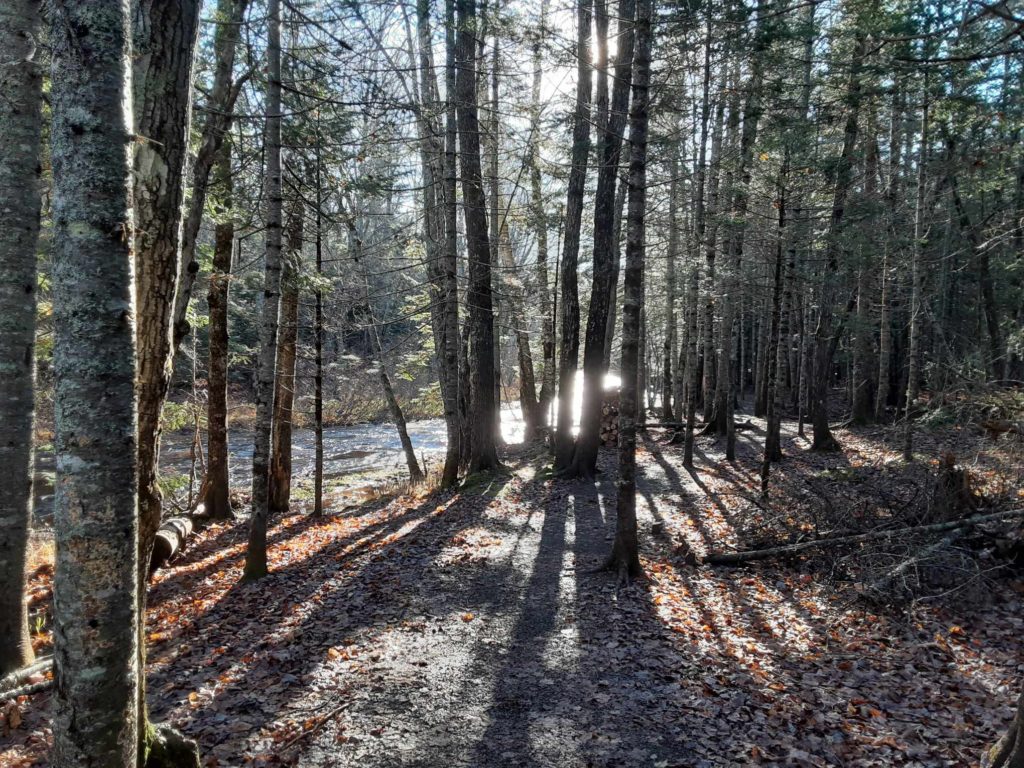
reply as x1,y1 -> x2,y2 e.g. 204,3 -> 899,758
852,125 -> 880,424
713,0 -> 768,459
204,138 -> 234,522
810,21 -> 868,452
904,95 -> 930,460
701,75 -> 727,424
570,0 -> 636,479
662,147 -> 680,421
50,1 -> 139,762
269,202 -> 303,512
948,144 -> 1003,381
531,0 -> 556,423
245,0 -> 284,580
173,0 -> 252,349
609,0 -> 651,581
984,686 -> 1024,768
553,0 -> 593,470
0,0 -> 42,677
133,0 -> 203,579
761,166 -> 788,494
456,0 -> 500,473
498,219 -> 542,439
313,138 -> 325,515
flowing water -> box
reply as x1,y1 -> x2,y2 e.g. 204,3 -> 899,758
32,407 -> 528,523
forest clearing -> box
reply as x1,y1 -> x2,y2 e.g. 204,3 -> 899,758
2,0 -> 1024,765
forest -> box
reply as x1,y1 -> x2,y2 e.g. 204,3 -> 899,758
1,0 -> 1023,765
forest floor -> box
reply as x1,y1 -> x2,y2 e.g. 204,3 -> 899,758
3,414 -> 1023,767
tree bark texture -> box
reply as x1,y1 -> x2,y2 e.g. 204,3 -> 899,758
269,202 -> 303,512
609,0 -> 651,580
553,0 -> 593,470
204,138 -> 234,521
50,1 -> 140,762
570,0 -> 635,479
173,0 -> 251,349
246,0 -> 284,580
456,0 -> 500,473
0,0 -> 42,676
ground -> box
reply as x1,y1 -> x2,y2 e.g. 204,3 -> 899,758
3,419 -> 1023,767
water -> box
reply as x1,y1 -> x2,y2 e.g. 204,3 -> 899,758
32,405 -> 529,521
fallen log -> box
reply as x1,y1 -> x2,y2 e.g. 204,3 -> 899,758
0,657 -> 52,696
150,514 -> 196,573
705,508 -> 1024,566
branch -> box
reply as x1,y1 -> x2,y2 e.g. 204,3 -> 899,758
705,508 -> 1024,566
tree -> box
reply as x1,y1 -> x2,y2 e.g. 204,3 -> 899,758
569,0 -> 636,479
269,200 -> 303,512
553,0 -> 593,470
608,0 -> 652,581
204,137 -> 235,521
49,0 -> 139,762
0,0 -> 42,676
174,0 -> 252,349
245,0 -> 284,580
456,0 -> 501,473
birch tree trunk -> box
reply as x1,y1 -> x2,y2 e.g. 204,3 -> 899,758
0,0 -> 42,676
50,1 -> 139,762
245,0 -> 284,580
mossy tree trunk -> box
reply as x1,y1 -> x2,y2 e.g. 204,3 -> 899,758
0,0 -> 42,677
50,1 -> 140,762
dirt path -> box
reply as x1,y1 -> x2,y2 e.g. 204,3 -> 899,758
4,425 -> 1021,767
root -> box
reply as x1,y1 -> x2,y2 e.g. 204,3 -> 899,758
145,723 -> 201,768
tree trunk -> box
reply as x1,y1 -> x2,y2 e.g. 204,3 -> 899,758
984,687 -> 1024,768
662,147 -> 680,421
50,2 -> 139,762
0,0 -> 42,676
761,165 -> 788,493
570,0 -> 636,479
313,136 -> 325,515
553,0 -> 593,470
532,0 -> 555,423
204,138 -> 234,521
133,0 -> 203,582
269,203 -> 303,512
173,0 -> 252,349
131,2 -> 203,761
498,218 -> 542,439
904,94 -> 930,460
456,0 -> 500,473
810,22 -> 868,453
608,0 -> 651,581
245,0 -> 284,580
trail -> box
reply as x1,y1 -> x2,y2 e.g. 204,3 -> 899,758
5,422 -> 1021,767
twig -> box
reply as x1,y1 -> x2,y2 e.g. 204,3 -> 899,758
282,700 -> 349,750
706,508 -> 1024,565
